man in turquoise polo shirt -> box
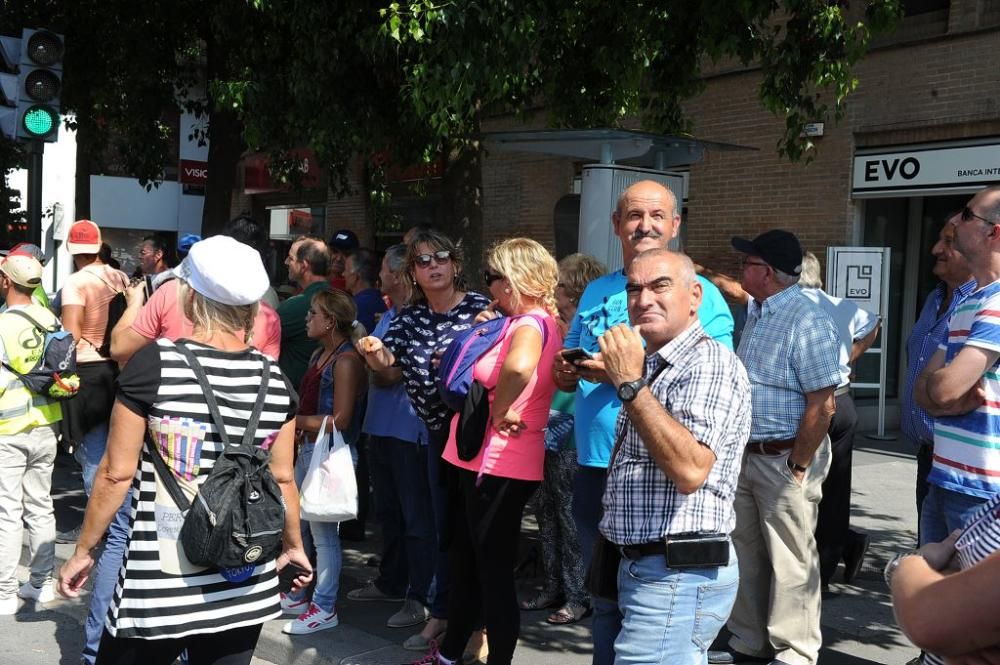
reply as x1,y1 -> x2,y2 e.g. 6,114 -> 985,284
553,179 -> 733,665
277,235 -> 330,390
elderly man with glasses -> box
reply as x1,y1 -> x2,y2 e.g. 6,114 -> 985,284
709,229 -> 840,665
913,185 -> 1000,546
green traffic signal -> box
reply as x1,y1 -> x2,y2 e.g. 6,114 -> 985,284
21,104 -> 56,138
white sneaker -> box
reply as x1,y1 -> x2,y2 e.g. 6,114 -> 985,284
282,602 -> 339,635
0,596 -> 17,615
18,580 -> 54,604
280,591 -> 309,615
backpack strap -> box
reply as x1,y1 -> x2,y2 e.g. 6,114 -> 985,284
2,308 -> 56,333
146,341 -> 272,512
173,341 -> 271,449
84,265 -> 128,294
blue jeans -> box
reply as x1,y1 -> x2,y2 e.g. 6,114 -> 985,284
79,422 -> 110,497
919,484 -> 988,546
310,519 -> 342,614
368,435 -> 435,605
615,551 -> 739,665
573,466 -> 617,665
290,438 -> 354,611
82,491 -> 131,665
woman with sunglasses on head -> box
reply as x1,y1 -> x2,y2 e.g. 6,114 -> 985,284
430,238 -> 561,665
280,289 -> 368,635
357,230 -> 491,653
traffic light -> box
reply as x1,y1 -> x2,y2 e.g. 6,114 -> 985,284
0,29 -> 64,142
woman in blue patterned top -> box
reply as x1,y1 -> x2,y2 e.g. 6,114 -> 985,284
357,229 -> 490,650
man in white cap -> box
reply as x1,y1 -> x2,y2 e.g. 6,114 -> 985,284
0,243 -> 50,310
0,254 -> 64,613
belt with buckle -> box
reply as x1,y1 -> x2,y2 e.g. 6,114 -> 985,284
834,385 -> 850,397
747,438 -> 796,455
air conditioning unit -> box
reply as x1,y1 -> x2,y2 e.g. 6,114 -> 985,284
579,164 -> 683,272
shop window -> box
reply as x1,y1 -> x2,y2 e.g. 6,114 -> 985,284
872,0 -> 949,45
981,0 -> 1000,26
903,0 -> 949,15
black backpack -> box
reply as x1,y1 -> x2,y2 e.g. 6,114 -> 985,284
86,269 -> 127,359
147,342 -> 285,570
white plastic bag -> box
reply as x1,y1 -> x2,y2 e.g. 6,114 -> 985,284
299,417 -> 358,523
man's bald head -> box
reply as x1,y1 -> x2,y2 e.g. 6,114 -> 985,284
612,180 -> 682,265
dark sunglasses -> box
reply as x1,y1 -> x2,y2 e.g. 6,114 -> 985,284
415,250 -> 452,268
483,270 -> 504,286
959,206 -> 993,225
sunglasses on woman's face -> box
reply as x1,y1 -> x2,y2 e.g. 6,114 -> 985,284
483,270 -> 504,286
415,250 -> 453,268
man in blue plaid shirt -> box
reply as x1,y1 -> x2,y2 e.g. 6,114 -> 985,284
598,249 -> 752,665
711,230 -> 841,665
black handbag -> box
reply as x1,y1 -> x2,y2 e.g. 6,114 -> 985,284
456,379 -> 491,461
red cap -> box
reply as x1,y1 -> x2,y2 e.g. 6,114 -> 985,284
66,219 -> 102,255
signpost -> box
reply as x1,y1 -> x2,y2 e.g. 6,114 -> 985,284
827,246 -> 893,439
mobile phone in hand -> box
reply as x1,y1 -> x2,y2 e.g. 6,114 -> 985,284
562,347 -> 594,364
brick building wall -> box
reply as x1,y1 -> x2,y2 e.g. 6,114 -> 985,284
681,17 -> 1000,276
244,0 -> 999,274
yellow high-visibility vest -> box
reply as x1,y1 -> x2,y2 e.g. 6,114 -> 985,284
0,304 -> 63,435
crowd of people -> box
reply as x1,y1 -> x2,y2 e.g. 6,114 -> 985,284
0,182 -> 998,665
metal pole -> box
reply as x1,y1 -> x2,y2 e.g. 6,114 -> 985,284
26,139 -> 43,246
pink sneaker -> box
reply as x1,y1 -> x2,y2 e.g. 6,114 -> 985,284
279,591 -> 309,616
281,602 -> 339,635
407,639 -> 449,665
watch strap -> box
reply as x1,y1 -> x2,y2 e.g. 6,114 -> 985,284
786,457 -> 808,473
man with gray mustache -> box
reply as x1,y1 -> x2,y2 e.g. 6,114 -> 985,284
553,180 -> 734,664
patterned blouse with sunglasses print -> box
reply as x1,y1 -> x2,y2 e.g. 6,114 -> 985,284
382,291 -> 491,431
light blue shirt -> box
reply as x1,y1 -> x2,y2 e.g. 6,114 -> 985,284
800,287 -> 880,388
361,307 -> 429,445
564,271 -> 734,468
901,279 -> 976,445
737,285 -> 841,441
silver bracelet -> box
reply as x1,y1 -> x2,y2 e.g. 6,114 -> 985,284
883,550 -> 924,588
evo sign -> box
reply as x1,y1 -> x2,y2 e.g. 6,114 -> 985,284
852,143 -> 1000,197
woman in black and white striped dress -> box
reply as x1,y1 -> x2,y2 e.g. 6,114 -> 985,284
888,491 -> 1000,664
58,236 -> 313,665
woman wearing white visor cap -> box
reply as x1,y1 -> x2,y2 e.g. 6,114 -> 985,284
59,235 -> 313,665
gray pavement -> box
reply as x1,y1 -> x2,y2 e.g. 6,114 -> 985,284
8,434 -> 921,665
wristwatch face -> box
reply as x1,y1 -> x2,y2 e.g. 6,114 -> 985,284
617,379 -> 643,402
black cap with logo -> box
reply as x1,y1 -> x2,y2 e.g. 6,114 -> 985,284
731,229 -> 803,275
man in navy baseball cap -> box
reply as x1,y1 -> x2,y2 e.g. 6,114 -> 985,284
327,229 -> 360,289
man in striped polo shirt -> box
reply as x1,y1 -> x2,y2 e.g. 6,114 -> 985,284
915,184 -> 1000,545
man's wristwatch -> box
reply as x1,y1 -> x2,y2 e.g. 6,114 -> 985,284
786,457 -> 809,474
616,378 -> 646,402
884,550 -> 925,588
